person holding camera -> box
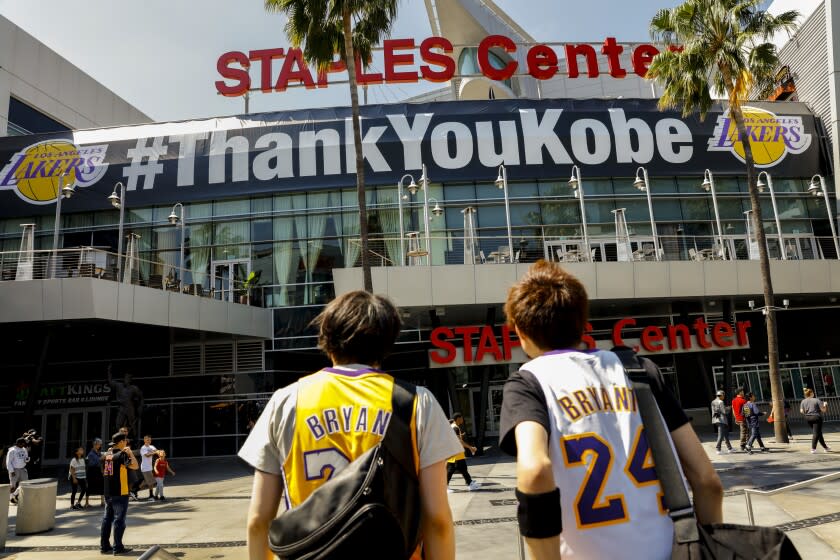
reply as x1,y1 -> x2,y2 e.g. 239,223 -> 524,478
6,438 -> 29,505
100,432 -> 140,556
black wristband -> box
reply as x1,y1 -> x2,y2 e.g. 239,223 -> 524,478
516,487 -> 562,539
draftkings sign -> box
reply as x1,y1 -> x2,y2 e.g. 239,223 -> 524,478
13,382 -> 113,408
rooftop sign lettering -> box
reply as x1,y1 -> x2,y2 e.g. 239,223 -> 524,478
215,36 -> 668,96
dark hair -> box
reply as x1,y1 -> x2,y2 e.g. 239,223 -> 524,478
15,438 -> 25,446
144,435 -> 152,439
312,291 -> 402,366
504,260 -> 589,350
452,412 -> 463,421
746,392 -> 755,399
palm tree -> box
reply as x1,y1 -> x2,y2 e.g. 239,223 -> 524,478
265,0 -> 399,292
646,0 -> 798,443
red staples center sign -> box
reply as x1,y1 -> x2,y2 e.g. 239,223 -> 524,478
216,36 -> 668,96
428,318 -> 751,368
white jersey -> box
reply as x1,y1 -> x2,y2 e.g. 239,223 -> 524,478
523,349 -> 677,559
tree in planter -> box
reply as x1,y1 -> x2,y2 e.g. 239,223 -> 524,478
265,0 -> 400,293
646,0 -> 798,442
241,270 -> 262,305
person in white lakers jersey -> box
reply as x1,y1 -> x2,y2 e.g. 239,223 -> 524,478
499,261 -> 722,559
239,291 -> 462,560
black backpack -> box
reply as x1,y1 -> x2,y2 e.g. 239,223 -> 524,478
268,380 -> 421,560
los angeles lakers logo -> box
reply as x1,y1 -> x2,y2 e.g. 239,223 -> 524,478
707,106 -> 811,168
0,139 -> 109,205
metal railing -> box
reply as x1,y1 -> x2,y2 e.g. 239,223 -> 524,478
347,233 -> 839,267
743,471 -> 840,525
0,247 -> 253,304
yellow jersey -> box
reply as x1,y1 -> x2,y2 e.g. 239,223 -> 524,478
282,367 -> 419,508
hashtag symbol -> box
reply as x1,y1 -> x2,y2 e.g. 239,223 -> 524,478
123,137 -> 167,190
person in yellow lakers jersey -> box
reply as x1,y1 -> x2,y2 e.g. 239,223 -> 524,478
240,291 -> 462,560
499,261 -> 723,560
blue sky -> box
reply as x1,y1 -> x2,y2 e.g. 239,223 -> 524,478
0,0 -> 681,122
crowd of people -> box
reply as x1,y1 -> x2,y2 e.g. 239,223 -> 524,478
4,428 -> 176,556
712,386 -> 833,456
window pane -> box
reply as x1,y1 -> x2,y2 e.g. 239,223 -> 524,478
508,181 -> 538,198
214,198 -> 250,216
443,183 -> 475,202
681,198 -> 711,221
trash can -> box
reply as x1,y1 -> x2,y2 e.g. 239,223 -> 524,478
0,484 -> 9,548
15,478 -> 57,535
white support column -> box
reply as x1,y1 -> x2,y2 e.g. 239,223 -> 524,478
825,0 -> 840,233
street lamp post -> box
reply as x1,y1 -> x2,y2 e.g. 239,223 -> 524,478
399,164 -> 439,266
50,172 -> 76,278
808,175 -> 840,259
633,166 -> 661,261
420,164 -> 432,266
495,165 -> 514,261
397,174 -> 417,266
108,182 -> 127,280
168,203 -> 187,290
567,165 -> 591,261
701,169 -> 727,260
756,171 -> 786,260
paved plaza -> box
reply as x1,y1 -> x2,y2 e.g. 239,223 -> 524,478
4,426 -> 840,559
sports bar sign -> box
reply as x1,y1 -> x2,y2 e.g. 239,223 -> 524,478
215,36 -> 668,96
0,98 -> 825,217
428,317 -> 751,368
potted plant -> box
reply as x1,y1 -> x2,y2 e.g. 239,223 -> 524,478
240,270 -> 262,305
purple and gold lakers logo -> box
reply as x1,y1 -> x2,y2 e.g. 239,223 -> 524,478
707,106 -> 811,168
0,139 -> 109,205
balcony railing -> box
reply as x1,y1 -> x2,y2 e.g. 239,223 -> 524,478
0,247 -> 253,304
347,233 -> 839,266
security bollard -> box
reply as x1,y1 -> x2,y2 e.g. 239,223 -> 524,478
15,478 -> 57,535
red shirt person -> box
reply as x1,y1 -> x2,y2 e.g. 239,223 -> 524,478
731,388 -> 749,451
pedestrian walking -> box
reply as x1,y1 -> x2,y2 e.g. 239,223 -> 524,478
87,438 -> 105,507
784,400 -> 794,440
152,450 -> 175,500
446,413 -> 480,492
744,393 -> 768,454
499,261 -> 722,559
801,388 -> 831,453
100,431 -> 140,556
239,290 -> 461,560
6,438 -> 29,504
732,387 -> 749,451
711,390 -> 733,454
138,435 -> 158,500
69,447 -> 88,509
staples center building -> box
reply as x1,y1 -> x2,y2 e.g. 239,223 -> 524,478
2,1 -> 840,462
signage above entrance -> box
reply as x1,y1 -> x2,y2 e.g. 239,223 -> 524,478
14,382 -> 112,408
428,318 -> 752,368
215,36 -> 670,96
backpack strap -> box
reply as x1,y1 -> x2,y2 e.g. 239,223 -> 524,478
382,379 -> 418,480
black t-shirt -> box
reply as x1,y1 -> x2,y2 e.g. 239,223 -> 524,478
498,354 -> 689,456
103,449 -> 134,497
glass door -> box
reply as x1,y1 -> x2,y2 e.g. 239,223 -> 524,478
36,408 -> 108,466
212,260 -> 251,302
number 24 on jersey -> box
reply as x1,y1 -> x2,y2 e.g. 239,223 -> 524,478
561,427 -> 667,529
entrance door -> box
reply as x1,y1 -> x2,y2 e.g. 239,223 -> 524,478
469,385 -> 505,437
212,260 -> 250,302
36,408 -> 108,466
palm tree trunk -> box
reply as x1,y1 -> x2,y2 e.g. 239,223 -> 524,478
730,107 -> 788,444
342,8 -> 373,293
